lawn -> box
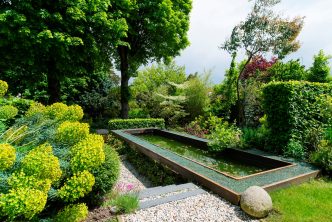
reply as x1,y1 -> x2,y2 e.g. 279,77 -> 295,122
266,178 -> 332,222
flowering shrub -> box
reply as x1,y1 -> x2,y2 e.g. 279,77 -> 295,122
70,134 -> 105,172
54,203 -> 88,222
62,105 -> 84,121
55,121 -> 89,146
58,170 -> 95,202
0,80 -> 8,97
0,105 -> 18,120
0,188 -> 47,220
0,144 -> 16,170
46,103 -> 69,120
21,143 -> 62,182
8,171 -> 52,193
25,102 -> 46,118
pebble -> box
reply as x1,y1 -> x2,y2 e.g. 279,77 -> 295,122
123,193 -> 257,222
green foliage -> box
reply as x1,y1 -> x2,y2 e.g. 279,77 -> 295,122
8,171 -> 52,193
208,121 -> 242,152
55,121 -> 89,146
184,73 -> 211,119
311,127 -> 332,175
21,143 -> 62,182
54,203 -> 88,222
269,59 -> 307,81
0,0 -> 128,102
109,194 -> 139,214
0,80 -> 8,97
132,62 -> 187,98
262,81 -> 332,157
0,144 -> 16,171
208,53 -> 238,120
109,118 -> 165,130
70,134 -> 105,172
307,50 -> 332,83
126,148 -> 184,186
0,188 -> 47,220
92,146 -> 120,195
241,124 -> 269,149
25,102 -> 46,118
0,105 -> 18,120
58,170 -> 95,202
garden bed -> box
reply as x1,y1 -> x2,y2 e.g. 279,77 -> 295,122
112,128 -> 320,205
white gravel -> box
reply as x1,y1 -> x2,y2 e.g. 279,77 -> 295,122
114,158 -> 152,193
123,193 -> 257,222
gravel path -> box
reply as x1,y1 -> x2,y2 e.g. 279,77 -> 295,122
114,158 -> 152,192
123,192 -> 257,222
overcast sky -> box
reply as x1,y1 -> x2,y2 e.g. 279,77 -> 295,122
174,0 -> 332,83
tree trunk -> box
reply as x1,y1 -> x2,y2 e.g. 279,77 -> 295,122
118,46 -> 130,119
47,59 -> 61,104
236,55 -> 252,126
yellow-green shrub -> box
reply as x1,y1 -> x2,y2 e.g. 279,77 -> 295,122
0,143 -> 16,170
58,170 -> 95,202
8,171 -> 52,193
21,143 -> 62,182
70,134 -> 105,172
25,102 -> 46,117
54,203 -> 88,222
0,188 -> 47,220
46,102 -> 69,120
0,80 -> 8,97
55,121 -> 89,146
62,105 -> 84,121
0,105 -> 18,120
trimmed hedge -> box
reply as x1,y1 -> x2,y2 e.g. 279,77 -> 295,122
108,118 -> 165,130
262,81 -> 332,157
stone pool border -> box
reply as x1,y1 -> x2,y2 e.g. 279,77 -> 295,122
112,128 -> 320,205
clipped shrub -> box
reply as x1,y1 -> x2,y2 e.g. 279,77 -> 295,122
263,81 -> 332,157
92,145 -> 120,194
108,118 -> 165,130
55,121 -> 89,146
0,105 -> 18,120
0,188 -> 47,220
8,171 -> 52,193
58,170 -> 95,202
208,121 -> 242,152
21,143 -> 62,182
0,144 -> 16,170
0,80 -> 8,97
54,203 -> 88,222
70,134 -> 105,172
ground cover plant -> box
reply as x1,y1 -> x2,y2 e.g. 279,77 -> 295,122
0,80 -> 120,221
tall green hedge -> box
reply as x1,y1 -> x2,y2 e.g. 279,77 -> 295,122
262,81 -> 332,157
108,118 -> 165,130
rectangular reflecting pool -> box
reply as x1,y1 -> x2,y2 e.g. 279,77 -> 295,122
111,128 -> 319,204
138,134 -> 268,177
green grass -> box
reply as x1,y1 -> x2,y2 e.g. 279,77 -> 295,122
266,178 -> 332,222
103,193 -> 139,214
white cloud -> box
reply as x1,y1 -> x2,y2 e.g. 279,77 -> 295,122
175,0 -> 332,83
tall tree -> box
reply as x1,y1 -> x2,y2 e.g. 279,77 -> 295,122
307,50 -> 332,83
112,0 -> 192,118
221,0 -> 304,125
0,0 -> 128,103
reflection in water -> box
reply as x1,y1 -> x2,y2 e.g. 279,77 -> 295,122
138,134 -> 266,177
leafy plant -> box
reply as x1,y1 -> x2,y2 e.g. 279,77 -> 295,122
109,194 -> 139,214
54,203 -> 88,222
55,121 -> 89,146
208,121 -> 242,152
0,105 -> 18,120
0,144 -> 16,170
0,80 -> 8,97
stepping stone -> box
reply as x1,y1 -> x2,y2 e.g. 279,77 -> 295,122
139,188 -> 206,210
139,183 -> 198,199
